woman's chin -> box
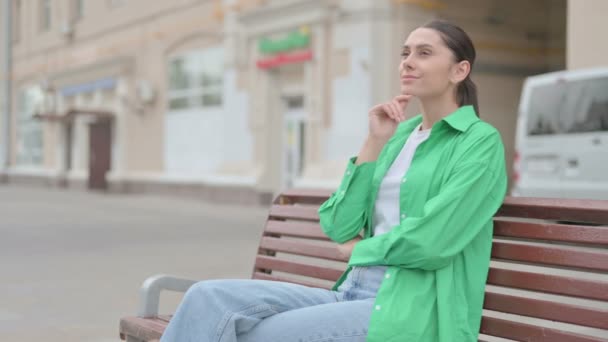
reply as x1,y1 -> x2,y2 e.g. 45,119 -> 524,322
400,86 -> 417,96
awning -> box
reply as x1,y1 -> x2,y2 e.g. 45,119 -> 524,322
33,112 -> 67,122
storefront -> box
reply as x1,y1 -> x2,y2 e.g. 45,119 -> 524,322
2,0 -> 572,204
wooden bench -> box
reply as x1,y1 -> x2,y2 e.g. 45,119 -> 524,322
120,189 -> 608,342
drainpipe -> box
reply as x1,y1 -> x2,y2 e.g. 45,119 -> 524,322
2,0 -> 12,176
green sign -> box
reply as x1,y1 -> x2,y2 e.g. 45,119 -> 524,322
259,27 -> 310,55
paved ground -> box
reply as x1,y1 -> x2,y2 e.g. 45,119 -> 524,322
0,185 -> 268,341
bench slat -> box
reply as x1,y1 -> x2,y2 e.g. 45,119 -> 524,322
498,197 -> 608,224
264,221 -> 329,240
483,290 -> 608,330
259,237 -> 346,261
491,241 -> 608,271
480,316 -> 607,342
120,316 -> 165,341
494,219 -> 608,246
487,267 -> 608,301
268,205 -> 320,221
276,189 -> 332,205
157,315 -> 172,323
255,255 -> 343,281
252,271 -> 331,290
477,335 -> 509,342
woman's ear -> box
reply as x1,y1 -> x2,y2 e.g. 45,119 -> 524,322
450,60 -> 470,84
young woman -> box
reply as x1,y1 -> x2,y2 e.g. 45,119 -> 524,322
160,20 -> 507,342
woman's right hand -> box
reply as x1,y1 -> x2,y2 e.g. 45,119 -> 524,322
368,95 -> 412,142
337,236 -> 362,261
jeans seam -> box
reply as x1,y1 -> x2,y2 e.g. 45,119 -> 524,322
304,331 -> 368,342
214,303 -> 281,340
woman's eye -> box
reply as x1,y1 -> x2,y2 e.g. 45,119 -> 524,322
401,52 -> 410,58
419,50 -> 431,56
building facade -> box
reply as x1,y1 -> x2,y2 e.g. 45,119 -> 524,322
1,0 -> 602,204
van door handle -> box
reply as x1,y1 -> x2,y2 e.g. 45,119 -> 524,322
567,159 -> 578,167
592,137 -> 601,145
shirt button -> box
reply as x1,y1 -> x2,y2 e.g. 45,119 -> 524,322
385,273 -> 391,279
346,170 -> 351,175
402,178 -> 407,183
340,190 -> 345,195
375,305 -> 381,311
400,214 -> 406,219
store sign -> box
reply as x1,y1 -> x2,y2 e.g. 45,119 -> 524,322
256,50 -> 313,69
256,27 -> 313,69
258,27 -> 310,54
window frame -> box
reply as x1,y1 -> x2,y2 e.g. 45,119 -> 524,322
16,86 -> 44,166
167,47 -> 225,112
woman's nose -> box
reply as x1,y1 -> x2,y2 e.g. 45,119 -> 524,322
400,57 -> 414,71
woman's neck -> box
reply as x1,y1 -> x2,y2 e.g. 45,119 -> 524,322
419,94 -> 460,130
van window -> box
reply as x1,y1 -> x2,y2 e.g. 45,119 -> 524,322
527,75 -> 608,135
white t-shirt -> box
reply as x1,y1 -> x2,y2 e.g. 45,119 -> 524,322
373,124 -> 431,236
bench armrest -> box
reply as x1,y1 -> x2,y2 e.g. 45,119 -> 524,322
138,274 -> 197,318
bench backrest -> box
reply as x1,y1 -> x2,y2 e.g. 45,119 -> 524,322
254,189 -> 608,342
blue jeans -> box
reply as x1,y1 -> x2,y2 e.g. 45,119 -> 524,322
160,266 -> 388,342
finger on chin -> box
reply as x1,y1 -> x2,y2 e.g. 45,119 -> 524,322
395,94 -> 413,102
382,104 -> 395,120
392,101 -> 404,121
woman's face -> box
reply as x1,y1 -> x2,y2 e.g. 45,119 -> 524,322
399,28 -> 463,99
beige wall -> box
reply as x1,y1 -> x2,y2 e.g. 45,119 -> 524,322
476,74 -> 524,189
0,2 -> 5,166
11,0 -> 225,174
567,0 -> 608,69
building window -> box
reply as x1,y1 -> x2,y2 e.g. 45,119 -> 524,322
72,0 -> 84,21
17,87 -> 44,166
167,47 -> 224,111
39,0 -> 52,32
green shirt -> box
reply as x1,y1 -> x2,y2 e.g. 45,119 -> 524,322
318,105 -> 508,342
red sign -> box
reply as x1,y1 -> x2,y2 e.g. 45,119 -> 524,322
256,49 -> 313,69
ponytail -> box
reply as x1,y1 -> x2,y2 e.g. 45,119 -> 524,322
458,76 -> 479,117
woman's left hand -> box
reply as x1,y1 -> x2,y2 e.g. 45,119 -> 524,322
337,236 -> 362,260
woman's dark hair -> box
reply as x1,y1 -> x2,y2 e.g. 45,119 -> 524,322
422,20 -> 479,117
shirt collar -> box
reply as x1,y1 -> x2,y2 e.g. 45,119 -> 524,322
441,105 -> 479,132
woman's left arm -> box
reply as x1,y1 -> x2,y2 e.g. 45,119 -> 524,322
348,132 -> 508,271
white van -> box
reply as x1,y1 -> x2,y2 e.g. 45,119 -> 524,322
512,67 -> 608,200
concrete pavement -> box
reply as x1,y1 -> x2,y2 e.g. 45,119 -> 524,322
0,185 -> 268,341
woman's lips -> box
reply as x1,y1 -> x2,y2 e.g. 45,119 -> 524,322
401,75 -> 418,83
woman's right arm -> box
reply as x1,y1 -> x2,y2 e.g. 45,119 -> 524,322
318,138 -> 384,244
320,95 -> 410,244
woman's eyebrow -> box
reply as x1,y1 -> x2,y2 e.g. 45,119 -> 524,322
403,44 -> 434,49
